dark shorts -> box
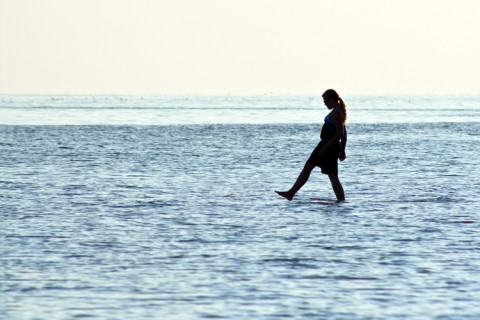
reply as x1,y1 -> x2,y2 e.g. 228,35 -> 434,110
306,141 -> 341,175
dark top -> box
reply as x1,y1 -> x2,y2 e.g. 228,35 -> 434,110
320,112 -> 336,140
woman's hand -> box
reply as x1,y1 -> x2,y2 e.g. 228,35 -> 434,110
339,150 -> 346,161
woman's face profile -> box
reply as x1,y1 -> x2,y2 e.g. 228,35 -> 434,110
322,96 -> 335,109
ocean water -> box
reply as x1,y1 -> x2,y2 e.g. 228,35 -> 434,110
1,95 -> 480,319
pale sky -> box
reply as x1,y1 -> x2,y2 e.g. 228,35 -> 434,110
1,0 -> 479,95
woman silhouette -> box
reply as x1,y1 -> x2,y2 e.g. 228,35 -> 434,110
276,89 -> 348,202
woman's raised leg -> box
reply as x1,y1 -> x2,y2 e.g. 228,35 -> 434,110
276,162 -> 316,201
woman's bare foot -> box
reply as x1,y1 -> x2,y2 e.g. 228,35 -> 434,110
275,190 -> 294,201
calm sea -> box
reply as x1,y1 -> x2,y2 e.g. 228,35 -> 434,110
1,95 -> 480,319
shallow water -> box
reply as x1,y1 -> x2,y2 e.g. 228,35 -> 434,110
1,96 -> 480,319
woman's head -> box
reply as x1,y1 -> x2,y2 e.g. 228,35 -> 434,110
322,89 -> 340,108
322,89 -> 347,121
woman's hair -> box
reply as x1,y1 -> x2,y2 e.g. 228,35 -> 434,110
323,89 -> 347,122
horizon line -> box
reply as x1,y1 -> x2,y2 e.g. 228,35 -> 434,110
2,92 -> 480,97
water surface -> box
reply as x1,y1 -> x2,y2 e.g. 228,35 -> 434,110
1,95 -> 480,319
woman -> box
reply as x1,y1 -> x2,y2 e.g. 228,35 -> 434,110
276,89 -> 348,203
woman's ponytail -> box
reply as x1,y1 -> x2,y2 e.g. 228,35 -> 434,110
338,97 -> 347,123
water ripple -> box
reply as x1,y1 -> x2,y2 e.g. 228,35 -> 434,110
1,122 -> 480,319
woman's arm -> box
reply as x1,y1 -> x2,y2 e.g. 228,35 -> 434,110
339,125 -> 347,161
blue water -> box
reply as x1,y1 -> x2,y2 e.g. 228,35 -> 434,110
1,95 -> 480,319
